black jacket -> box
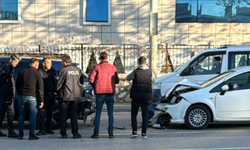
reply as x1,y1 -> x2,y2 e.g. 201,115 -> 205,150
16,66 -> 44,103
56,65 -> 84,101
130,68 -> 152,101
38,67 -> 57,96
0,62 -> 15,100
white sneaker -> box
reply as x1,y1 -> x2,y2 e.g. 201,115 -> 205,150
130,134 -> 137,138
142,133 -> 147,139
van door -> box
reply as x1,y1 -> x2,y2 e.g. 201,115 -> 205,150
180,51 -> 226,84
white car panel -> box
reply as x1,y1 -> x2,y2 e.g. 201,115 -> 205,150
216,89 -> 250,119
166,100 -> 190,124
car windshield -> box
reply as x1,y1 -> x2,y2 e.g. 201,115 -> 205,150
201,70 -> 235,88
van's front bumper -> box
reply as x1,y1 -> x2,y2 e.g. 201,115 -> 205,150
151,89 -> 162,108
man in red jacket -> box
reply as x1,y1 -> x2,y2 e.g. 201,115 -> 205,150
89,52 -> 119,139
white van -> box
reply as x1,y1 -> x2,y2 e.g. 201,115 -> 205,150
151,45 -> 250,111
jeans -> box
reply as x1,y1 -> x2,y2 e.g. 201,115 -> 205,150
94,94 -> 114,132
18,95 -> 38,135
59,101 -> 78,136
131,100 -> 149,134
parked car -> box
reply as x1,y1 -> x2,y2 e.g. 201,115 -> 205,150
0,56 -> 95,129
156,66 -> 250,129
150,45 -> 250,119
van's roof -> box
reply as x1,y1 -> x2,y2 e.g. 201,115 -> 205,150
204,45 -> 250,52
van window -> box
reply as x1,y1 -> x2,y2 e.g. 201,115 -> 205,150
190,54 -> 223,75
229,52 -> 250,70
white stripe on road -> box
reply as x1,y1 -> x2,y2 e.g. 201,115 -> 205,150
167,147 -> 250,150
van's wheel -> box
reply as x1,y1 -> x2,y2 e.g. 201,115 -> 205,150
185,105 -> 210,129
51,101 -> 60,130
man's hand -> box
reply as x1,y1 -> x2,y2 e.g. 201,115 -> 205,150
39,102 -> 44,109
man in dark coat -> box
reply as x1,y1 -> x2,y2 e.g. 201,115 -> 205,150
16,58 -> 44,140
0,53 -> 21,138
57,54 -> 84,139
36,58 -> 57,135
126,56 -> 155,139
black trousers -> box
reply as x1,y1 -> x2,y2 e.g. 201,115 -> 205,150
37,93 -> 55,131
131,100 -> 149,134
0,96 -> 15,129
59,101 -> 78,136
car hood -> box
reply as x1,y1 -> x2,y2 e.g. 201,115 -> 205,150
165,79 -> 203,98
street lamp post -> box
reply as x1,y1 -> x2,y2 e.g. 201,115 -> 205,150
149,0 -> 158,77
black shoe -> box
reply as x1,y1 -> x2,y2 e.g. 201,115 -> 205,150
36,130 -> 47,135
91,132 -> 99,139
18,133 -> 23,140
46,130 -> 55,134
8,130 -> 18,138
0,130 -> 7,137
62,134 -> 67,139
108,131 -> 114,139
73,133 -> 82,139
29,134 -> 39,140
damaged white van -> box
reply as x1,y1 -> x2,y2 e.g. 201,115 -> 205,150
149,45 -> 250,118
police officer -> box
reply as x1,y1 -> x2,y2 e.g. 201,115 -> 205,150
0,53 -> 21,138
36,58 -> 57,135
57,54 -> 84,139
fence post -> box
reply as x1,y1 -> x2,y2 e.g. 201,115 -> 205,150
123,44 -> 125,73
81,44 -> 84,71
38,45 -> 41,54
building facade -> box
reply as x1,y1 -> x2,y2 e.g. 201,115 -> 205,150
1,0 -> 250,47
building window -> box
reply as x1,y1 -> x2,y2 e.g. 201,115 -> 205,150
176,0 -> 250,23
0,0 -> 21,23
83,0 -> 111,25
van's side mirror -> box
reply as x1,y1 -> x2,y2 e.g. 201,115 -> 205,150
180,66 -> 191,76
220,85 -> 229,95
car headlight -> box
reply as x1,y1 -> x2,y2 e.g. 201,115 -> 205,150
170,96 -> 183,104
153,82 -> 161,89
156,103 -> 169,111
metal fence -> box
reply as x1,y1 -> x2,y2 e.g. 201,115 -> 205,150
166,44 -> 218,70
0,44 -> 219,74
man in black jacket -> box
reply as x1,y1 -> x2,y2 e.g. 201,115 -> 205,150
36,58 -> 57,135
126,56 -> 155,139
16,58 -> 44,140
0,54 -> 21,138
57,54 -> 84,139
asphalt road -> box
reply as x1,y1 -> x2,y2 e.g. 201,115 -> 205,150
1,103 -> 250,150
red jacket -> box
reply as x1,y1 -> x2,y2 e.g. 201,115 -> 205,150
89,60 -> 119,95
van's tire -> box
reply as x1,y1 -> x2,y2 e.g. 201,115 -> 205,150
51,101 -> 60,130
185,105 -> 210,129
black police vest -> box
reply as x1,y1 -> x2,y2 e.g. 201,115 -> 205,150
130,68 -> 152,100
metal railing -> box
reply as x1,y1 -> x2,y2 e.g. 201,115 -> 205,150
0,44 -> 219,74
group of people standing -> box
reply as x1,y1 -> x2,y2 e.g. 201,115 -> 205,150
0,55 -> 59,140
0,52 -> 155,140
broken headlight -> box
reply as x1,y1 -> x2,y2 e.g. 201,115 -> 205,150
170,96 -> 183,104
